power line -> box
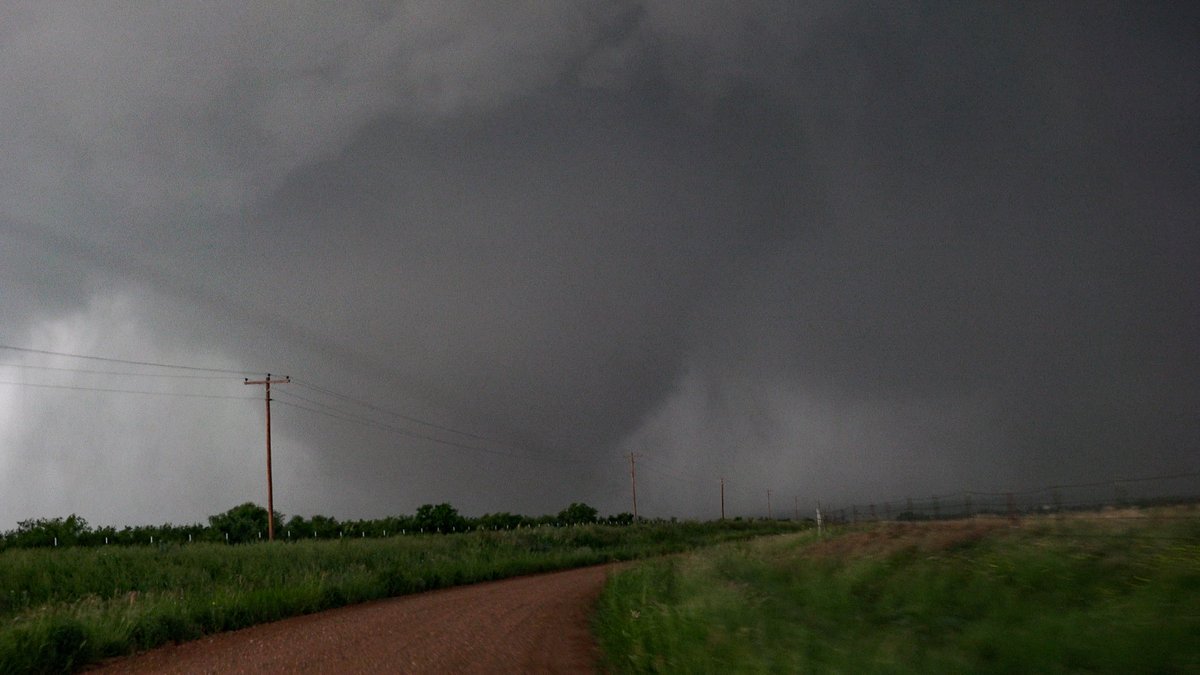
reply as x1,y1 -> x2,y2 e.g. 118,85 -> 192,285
0,362 -> 236,380
275,397 -> 537,462
272,391 -> 391,428
291,379 -> 502,445
280,390 -> 514,452
636,461 -> 698,485
273,397 -> 592,465
638,455 -> 712,484
0,379 -> 257,400
275,389 -> 493,449
277,386 -> 597,465
0,343 -> 256,376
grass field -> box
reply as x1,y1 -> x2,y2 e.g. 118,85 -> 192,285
594,508 -> 1200,673
0,519 -> 798,673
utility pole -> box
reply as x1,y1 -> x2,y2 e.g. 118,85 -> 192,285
627,453 -> 639,522
767,489 -> 773,520
794,495 -> 799,521
720,477 -> 726,521
244,374 -> 290,541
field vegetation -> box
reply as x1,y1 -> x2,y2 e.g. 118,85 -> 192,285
0,501 -> 623,550
595,507 -> 1200,673
0,507 -> 797,673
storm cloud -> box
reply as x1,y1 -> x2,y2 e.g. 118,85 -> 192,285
1,1 -> 1196,527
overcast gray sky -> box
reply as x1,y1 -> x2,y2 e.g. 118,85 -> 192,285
1,1 -> 1197,528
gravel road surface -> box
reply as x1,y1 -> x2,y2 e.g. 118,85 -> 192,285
93,564 -> 616,674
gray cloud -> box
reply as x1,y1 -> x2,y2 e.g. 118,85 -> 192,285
1,1 -> 1196,527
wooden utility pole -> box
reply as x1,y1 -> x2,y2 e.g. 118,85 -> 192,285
794,495 -> 800,521
767,489 -> 773,520
244,374 -> 290,541
627,453 -> 639,522
720,477 -> 726,521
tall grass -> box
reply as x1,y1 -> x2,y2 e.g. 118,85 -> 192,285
594,508 -> 1200,673
0,519 -> 796,673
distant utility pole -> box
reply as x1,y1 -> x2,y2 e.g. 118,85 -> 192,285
627,453 -> 640,522
767,489 -> 773,520
720,477 -> 726,521
794,495 -> 800,521
244,374 -> 290,541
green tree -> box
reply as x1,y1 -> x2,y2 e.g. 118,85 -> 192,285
606,512 -> 635,526
310,514 -> 341,538
208,503 -> 282,543
557,502 -> 598,525
285,515 -> 312,539
413,503 -> 467,533
10,515 -> 91,547
478,512 -> 526,530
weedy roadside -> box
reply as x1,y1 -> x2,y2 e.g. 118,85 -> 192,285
594,508 -> 1200,673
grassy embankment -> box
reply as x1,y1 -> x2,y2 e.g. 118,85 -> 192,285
595,508 -> 1200,673
0,519 -> 798,673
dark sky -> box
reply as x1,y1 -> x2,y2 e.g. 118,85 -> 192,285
1,1 -> 1197,528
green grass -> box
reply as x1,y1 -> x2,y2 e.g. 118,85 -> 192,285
594,508 -> 1200,673
0,520 -> 798,673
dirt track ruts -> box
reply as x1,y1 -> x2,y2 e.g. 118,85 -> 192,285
93,564 -> 617,674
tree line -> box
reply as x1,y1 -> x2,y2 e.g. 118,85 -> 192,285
0,501 -> 634,549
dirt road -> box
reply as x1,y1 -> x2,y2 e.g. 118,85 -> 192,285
94,564 -> 616,674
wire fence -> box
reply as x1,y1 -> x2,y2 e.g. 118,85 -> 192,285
816,471 -> 1200,525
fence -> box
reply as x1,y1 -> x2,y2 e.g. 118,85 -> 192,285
818,471 -> 1200,525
